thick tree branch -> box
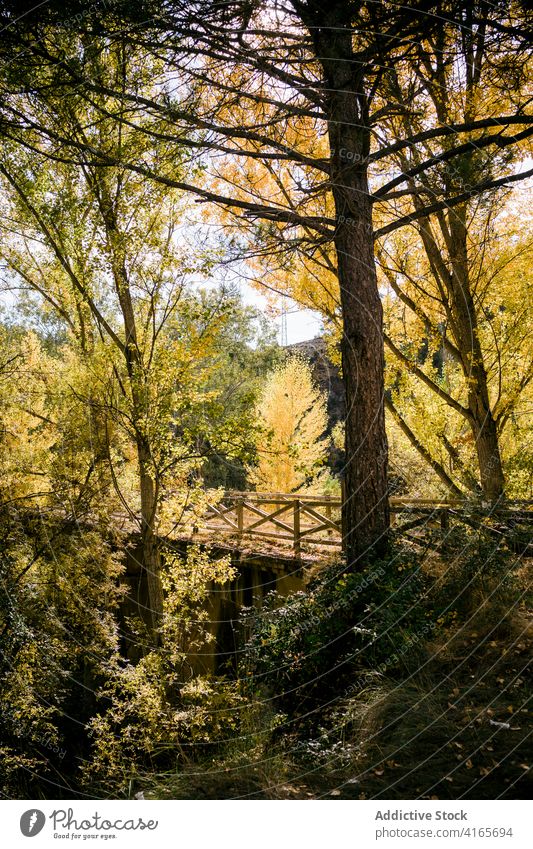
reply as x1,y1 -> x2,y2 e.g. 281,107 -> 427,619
385,394 -> 464,496
375,167 -> 533,239
374,127 -> 533,199
371,115 -> 533,163
385,333 -> 472,421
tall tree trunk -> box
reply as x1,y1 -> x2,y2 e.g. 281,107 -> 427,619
333,170 -> 390,561
408,28 -> 506,503
312,19 -> 390,564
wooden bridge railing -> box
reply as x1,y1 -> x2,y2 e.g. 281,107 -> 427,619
204,491 -> 342,557
200,491 -> 532,557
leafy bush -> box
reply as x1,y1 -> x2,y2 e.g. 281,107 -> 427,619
0,515 -> 247,798
81,545 -> 241,796
240,542 -> 433,720
0,512 -> 124,797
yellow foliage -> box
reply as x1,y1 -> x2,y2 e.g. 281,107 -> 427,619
249,357 -> 328,492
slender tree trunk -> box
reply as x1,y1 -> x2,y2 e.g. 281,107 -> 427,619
312,19 -> 390,564
127,354 -> 165,640
99,186 -> 166,634
411,33 -> 506,503
137,437 -> 164,638
448,208 -> 505,501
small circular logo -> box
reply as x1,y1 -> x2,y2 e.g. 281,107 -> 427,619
20,810 -> 46,837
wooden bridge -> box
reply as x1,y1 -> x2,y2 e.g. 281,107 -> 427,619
196,491 -> 533,557
114,492 -> 531,673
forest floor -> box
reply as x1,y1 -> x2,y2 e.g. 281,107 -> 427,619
142,552 -> 531,801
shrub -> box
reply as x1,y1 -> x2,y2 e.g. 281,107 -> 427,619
81,545 -> 240,796
0,513 -> 124,797
240,542 -> 432,721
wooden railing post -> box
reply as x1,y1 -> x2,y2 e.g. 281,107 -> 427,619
325,501 -> 333,537
340,478 -> 347,552
294,498 -> 301,558
237,497 -> 244,542
440,508 -> 449,531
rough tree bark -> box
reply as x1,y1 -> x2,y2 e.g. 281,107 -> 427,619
310,14 -> 390,563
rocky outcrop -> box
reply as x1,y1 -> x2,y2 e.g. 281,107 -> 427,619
286,336 -> 345,430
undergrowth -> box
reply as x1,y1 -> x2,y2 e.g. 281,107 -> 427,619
2,512 -> 530,801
